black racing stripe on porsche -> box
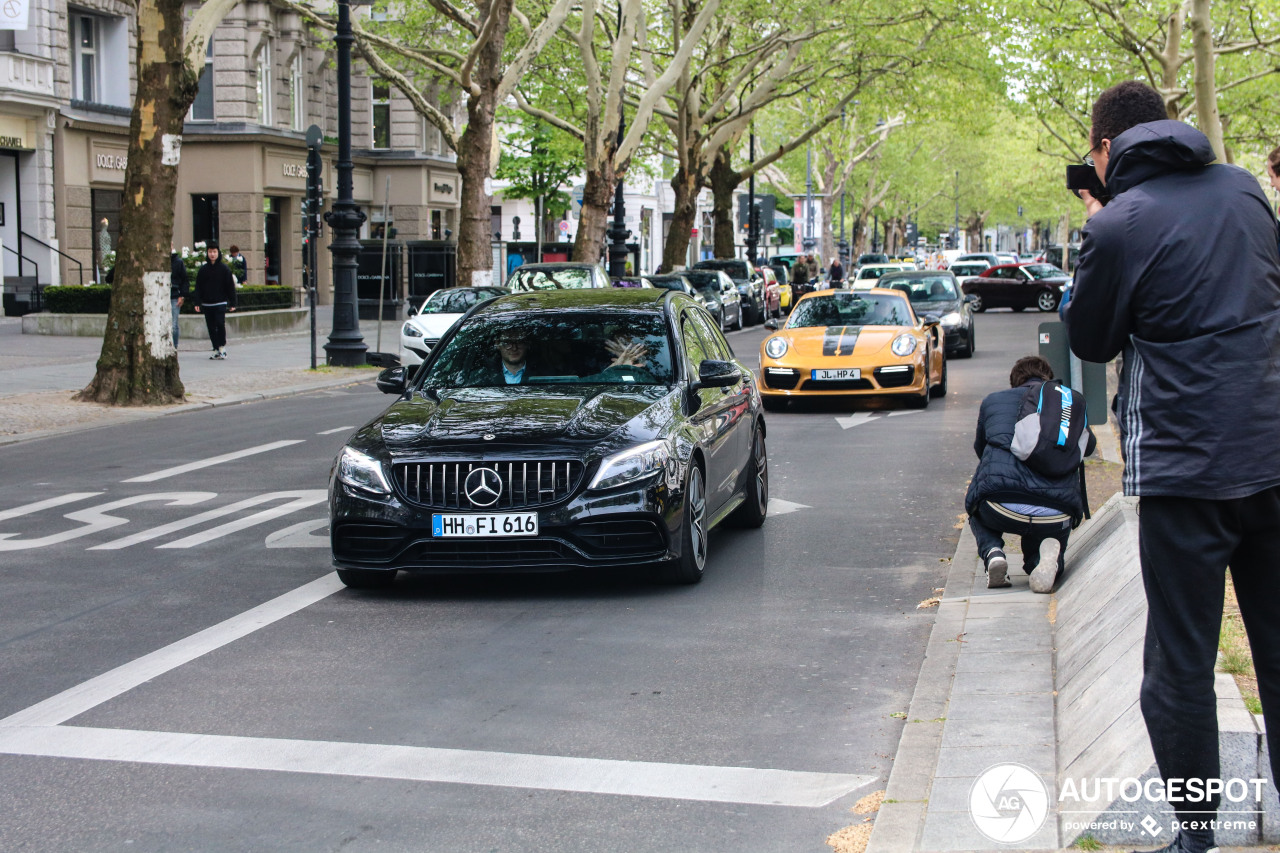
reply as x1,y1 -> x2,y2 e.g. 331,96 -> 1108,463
822,326 -> 861,356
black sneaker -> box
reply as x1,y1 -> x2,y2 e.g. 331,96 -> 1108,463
984,548 -> 1010,588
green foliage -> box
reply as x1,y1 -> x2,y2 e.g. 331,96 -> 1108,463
494,117 -> 580,218
43,285 -> 293,314
44,285 -> 113,314
1073,834 -> 1103,851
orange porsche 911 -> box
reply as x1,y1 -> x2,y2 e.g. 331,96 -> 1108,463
757,288 -> 947,411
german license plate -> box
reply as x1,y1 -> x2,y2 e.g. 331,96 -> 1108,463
432,512 -> 539,538
811,368 -> 861,381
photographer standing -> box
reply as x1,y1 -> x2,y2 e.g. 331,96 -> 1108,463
1068,81 -> 1280,853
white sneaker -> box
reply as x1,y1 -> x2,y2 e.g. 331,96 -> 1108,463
985,549 -> 1010,588
1030,539 -> 1061,593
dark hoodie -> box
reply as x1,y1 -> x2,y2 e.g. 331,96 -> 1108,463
1068,120 -> 1280,499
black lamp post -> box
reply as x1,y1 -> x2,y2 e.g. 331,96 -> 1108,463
323,0 -> 368,366
745,130 -> 758,265
606,4 -> 629,276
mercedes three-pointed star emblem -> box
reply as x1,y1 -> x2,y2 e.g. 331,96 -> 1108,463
464,467 -> 503,507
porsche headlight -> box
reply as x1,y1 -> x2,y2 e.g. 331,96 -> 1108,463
940,312 -> 962,327
335,446 -> 392,497
764,337 -> 788,359
589,440 -> 676,492
891,334 -> 918,357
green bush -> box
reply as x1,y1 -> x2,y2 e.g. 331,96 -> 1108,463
44,285 -> 112,313
44,284 -> 294,314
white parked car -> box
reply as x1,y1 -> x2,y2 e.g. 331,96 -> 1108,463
849,263 -> 916,289
399,286 -> 508,367
947,261 -> 992,286
503,261 -> 611,292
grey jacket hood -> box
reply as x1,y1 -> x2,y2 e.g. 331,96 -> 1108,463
1105,120 -> 1214,195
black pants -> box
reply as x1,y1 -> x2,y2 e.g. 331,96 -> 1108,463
969,500 -> 1071,573
1138,489 -> 1280,831
202,304 -> 227,350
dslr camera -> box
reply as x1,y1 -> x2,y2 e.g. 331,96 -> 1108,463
1066,165 -> 1110,205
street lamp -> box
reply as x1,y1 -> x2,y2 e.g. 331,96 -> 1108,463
323,0 -> 373,366
606,2 -> 629,276
745,128 -> 758,265
838,106 -> 847,265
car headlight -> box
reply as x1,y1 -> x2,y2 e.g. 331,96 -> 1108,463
402,322 -> 420,337
891,334 -> 917,357
335,446 -> 392,497
589,440 -> 676,492
940,312 -> 962,327
764,337 -> 788,359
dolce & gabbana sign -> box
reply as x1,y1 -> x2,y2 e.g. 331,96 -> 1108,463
265,149 -> 309,190
89,138 -> 130,184
428,172 -> 459,205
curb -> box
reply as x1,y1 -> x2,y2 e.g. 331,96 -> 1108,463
866,526 -> 981,852
0,375 -> 370,447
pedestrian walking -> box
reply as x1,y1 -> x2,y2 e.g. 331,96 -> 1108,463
170,244 -> 188,348
1068,80 -> 1280,853
226,245 -> 248,286
194,241 -> 237,360
966,356 -> 1094,593
829,257 -> 844,286
791,257 -> 809,290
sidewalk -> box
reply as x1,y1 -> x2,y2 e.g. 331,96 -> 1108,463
0,307 -> 404,445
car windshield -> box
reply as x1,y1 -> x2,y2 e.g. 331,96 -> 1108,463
857,266 -> 894,279
419,311 -> 675,388
787,292 -> 915,328
645,276 -> 687,292
950,264 -> 987,277
506,267 -> 594,291
694,260 -> 749,281
1023,264 -> 1066,279
885,276 -> 958,303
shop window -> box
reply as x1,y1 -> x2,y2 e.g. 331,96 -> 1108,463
190,40 -> 214,121
91,189 -> 122,278
289,53 -> 305,131
490,205 -> 502,241
192,194 -> 219,247
256,37 -> 274,126
371,81 -> 391,149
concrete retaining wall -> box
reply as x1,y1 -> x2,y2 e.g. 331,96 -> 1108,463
21,309 -> 309,340
1055,494 -> 1275,845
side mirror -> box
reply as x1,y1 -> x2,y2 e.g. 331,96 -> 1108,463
376,365 -> 408,395
964,294 -> 976,303
763,318 -> 779,331
692,359 -> 741,390
922,314 -> 941,327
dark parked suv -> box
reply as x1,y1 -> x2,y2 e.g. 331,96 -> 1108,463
691,259 -> 765,325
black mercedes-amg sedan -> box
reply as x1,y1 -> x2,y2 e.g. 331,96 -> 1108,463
329,288 -> 768,588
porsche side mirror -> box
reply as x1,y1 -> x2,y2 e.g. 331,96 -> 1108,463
763,318 -> 779,331
922,314 -> 941,327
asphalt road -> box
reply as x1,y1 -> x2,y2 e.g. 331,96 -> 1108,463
0,308 -> 1054,852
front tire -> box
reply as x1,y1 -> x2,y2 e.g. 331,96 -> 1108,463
660,463 -> 708,584
336,568 -> 397,589
909,361 -> 931,409
962,325 -> 976,358
968,293 -> 985,312
1037,290 -> 1059,312
728,427 -> 768,528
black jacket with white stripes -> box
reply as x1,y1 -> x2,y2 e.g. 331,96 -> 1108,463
1067,120 -> 1280,499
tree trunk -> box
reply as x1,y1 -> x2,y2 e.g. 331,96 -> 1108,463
573,162 -> 616,264
709,147 -> 740,259
77,0 -> 196,405
454,0 -> 513,288
659,166 -> 700,272
1187,0 -> 1226,162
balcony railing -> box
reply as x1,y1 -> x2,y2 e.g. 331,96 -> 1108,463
0,52 -> 56,102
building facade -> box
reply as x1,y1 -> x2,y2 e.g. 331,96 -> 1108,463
1,0 -> 461,311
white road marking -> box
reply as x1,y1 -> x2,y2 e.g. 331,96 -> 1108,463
0,570 -> 873,807
835,413 -> 878,430
0,493 -> 102,524
123,441 -> 305,483
0,493 -> 216,551
90,491 -> 326,550
316,427 -> 355,435
0,726 -> 874,808
264,518 -> 328,548
767,499 -> 811,517
886,409 -> 923,417
158,492 -> 326,549
0,574 -> 345,729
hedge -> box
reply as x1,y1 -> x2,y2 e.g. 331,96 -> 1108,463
42,285 -> 294,314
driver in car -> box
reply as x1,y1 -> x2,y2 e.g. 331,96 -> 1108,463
604,334 -> 648,369
488,332 -> 535,384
